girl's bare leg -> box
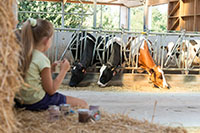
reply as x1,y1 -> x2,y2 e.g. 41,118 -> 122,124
66,96 -> 88,108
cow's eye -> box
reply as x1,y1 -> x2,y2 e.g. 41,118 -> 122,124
159,75 -> 163,79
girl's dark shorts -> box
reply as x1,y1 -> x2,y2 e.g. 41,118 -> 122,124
15,92 -> 66,111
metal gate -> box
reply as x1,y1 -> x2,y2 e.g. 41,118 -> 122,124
47,28 -> 200,75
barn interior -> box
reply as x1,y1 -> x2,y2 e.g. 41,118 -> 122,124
1,0 -> 200,133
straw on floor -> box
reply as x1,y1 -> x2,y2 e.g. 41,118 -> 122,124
15,109 -> 187,133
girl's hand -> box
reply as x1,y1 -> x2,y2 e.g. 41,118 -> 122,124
60,59 -> 70,72
51,61 -> 59,73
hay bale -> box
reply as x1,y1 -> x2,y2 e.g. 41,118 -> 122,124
0,0 -> 22,132
15,109 -> 187,133
0,0 -> 187,132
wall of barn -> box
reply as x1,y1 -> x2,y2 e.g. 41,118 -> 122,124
168,0 -> 200,32
147,0 -> 200,32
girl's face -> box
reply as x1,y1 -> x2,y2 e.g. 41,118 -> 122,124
44,35 -> 53,52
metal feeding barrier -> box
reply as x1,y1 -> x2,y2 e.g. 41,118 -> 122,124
47,28 -> 200,75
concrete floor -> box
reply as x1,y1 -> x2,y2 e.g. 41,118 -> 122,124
59,90 -> 200,128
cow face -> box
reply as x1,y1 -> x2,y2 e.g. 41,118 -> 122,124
149,66 -> 170,89
69,63 -> 86,87
162,42 -> 181,62
97,65 -> 116,87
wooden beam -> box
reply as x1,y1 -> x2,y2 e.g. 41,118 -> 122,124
35,0 -> 60,2
169,17 -> 179,30
65,0 -> 123,6
34,0 -> 124,6
169,1 -> 180,16
107,0 -> 117,2
148,0 -> 168,6
179,0 -> 183,31
63,0 -> 67,4
194,0 -> 197,31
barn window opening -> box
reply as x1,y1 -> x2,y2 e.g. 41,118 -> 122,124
96,5 -> 120,30
149,4 -> 168,32
130,6 -> 144,32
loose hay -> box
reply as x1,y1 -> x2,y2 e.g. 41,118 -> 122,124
0,0 -> 23,133
15,109 -> 187,133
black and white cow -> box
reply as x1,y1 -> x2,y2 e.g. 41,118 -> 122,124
97,37 -> 125,87
69,32 -> 96,87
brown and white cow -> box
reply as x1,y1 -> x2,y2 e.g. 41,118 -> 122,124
131,37 -> 170,89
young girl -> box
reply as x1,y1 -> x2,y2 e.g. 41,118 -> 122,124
15,18 -> 88,110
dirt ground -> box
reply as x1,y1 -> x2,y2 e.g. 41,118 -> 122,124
59,84 -> 200,133
60,82 -> 200,93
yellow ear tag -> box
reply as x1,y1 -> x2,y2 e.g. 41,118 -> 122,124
141,32 -> 147,35
111,68 -> 115,71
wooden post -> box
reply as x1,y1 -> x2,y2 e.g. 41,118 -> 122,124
93,0 -> 97,28
148,5 -> 152,30
61,2 -> 65,28
120,6 -> 128,29
179,0 -> 183,31
194,0 -> 197,31
144,0 -> 149,31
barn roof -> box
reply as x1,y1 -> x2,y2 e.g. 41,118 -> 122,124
35,0 -> 145,7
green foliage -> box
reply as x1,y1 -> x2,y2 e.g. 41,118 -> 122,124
18,1 -> 91,28
18,1 -> 167,31
96,5 -> 119,30
17,1 -> 119,29
130,5 -> 167,32
130,6 -> 144,31
151,8 -> 167,32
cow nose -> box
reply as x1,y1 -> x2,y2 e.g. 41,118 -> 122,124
166,85 -> 170,89
97,81 -> 106,87
69,82 -> 76,87
97,81 -> 101,86
164,84 -> 170,89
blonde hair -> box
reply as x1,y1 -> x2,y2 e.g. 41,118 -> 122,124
20,19 -> 54,77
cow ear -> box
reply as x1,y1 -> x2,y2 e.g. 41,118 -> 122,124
164,46 -> 169,52
113,71 -> 116,76
190,40 -> 197,46
161,46 -> 168,52
82,69 -> 86,74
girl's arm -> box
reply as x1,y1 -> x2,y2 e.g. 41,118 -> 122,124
41,59 -> 70,95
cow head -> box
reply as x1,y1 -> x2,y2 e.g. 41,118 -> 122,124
69,63 -> 86,87
149,66 -> 170,89
161,42 -> 181,62
97,64 -> 116,87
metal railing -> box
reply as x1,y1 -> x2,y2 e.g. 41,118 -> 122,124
47,28 -> 200,75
